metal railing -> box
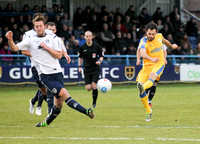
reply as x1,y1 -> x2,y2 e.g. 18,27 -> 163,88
0,54 -> 200,66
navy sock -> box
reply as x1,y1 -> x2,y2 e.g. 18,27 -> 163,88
31,90 -> 40,105
37,93 -> 44,107
47,91 -> 54,114
92,89 -> 98,105
65,97 -> 87,115
46,105 -> 61,125
149,86 -> 156,101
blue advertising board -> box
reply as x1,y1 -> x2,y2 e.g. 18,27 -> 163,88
0,65 -> 180,85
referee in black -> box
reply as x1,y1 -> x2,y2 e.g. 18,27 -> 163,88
78,31 -> 104,108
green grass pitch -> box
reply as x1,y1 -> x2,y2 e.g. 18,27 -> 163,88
0,84 -> 200,144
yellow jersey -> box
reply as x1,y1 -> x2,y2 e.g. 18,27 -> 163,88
138,33 -> 165,66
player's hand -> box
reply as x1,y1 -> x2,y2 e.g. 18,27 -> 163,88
65,54 -> 71,64
136,60 -> 141,65
164,59 -> 167,65
96,61 -> 101,65
5,31 -> 13,40
78,67 -> 82,73
151,58 -> 159,63
172,44 -> 178,49
40,42 -> 47,49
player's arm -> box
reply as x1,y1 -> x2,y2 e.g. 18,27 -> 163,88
163,38 -> 178,49
140,49 -> 159,63
136,49 -> 141,65
78,57 -> 83,73
40,42 -> 62,59
62,49 -> 71,64
5,31 -> 19,52
164,50 -> 167,65
22,50 -> 31,57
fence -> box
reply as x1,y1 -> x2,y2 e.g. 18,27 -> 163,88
0,54 -> 200,66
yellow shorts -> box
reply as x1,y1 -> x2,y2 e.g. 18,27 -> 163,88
136,64 -> 165,83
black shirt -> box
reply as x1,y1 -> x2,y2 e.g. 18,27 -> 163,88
79,42 -> 104,70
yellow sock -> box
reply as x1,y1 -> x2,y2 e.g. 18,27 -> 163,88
143,79 -> 154,90
140,95 -> 151,113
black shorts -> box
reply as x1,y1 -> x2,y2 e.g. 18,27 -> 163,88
84,68 -> 100,85
40,72 -> 64,99
31,66 -> 43,88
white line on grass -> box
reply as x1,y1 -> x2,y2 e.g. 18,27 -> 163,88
0,137 -> 200,142
90,125 -> 200,129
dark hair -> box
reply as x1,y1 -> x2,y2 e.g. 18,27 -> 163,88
145,22 -> 157,31
47,22 -> 56,27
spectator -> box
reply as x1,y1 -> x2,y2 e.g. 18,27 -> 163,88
125,32 -> 134,47
180,33 -> 192,50
74,25 -> 84,39
124,5 -> 138,26
113,31 -> 127,54
166,34 -> 175,55
114,8 -> 123,22
3,3 -> 16,12
123,15 -> 132,32
0,36 -> 3,49
73,7 -> 85,28
91,7 -> 100,22
100,5 -> 109,19
185,17 -> 198,49
58,24 -> 70,42
52,4 -> 60,13
54,14 -> 62,31
159,24 -> 171,38
181,42 -> 191,55
8,17 -> 15,30
108,11 -> 115,22
173,15 -> 182,31
126,43 -> 137,55
169,5 -> 179,24
78,33 -> 86,46
44,14 -> 49,23
152,7 -> 164,23
100,15 -> 108,31
88,14 -> 100,33
12,24 -> 21,42
100,23 -> 115,54
67,25 -> 74,38
32,5 -> 40,13
25,14 -> 33,29
0,43 -> 13,65
163,15 -> 174,34
157,19 -> 163,31
194,42 -> 200,57
129,24 -> 139,45
41,5 -> 48,14
1,25 -> 9,40
83,6 -> 93,30
16,15 -> 25,28
61,13 -> 72,26
173,24 -> 184,45
138,7 -> 152,26
113,22 -> 128,36
20,24 -> 29,34
22,4 -> 30,13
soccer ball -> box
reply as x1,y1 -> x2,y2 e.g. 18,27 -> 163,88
97,78 -> 112,92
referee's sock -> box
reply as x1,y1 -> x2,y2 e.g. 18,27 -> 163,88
46,105 -> 61,125
65,97 -> 87,115
92,89 -> 98,105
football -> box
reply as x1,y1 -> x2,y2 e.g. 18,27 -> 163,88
97,78 -> 112,92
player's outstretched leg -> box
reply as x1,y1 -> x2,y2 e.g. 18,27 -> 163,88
36,105 -> 61,127
145,109 -> 153,122
148,85 -> 156,108
29,90 -> 40,114
65,97 -> 95,119
47,91 -> 53,114
92,89 -> 98,108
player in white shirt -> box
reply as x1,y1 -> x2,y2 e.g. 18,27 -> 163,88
6,15 -> 94,127
136,43 -> 168,108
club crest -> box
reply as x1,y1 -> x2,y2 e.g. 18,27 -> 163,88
174,65 -> 180,74
124,66 -> 135,80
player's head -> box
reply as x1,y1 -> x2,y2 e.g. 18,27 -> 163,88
145,22 -> 157,41
47,22 -> 57,34
85,31 -> 93,43
32,15 -> 46,36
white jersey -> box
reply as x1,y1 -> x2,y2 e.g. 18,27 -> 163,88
23,29 -> 54,67
17,34 -> 62,75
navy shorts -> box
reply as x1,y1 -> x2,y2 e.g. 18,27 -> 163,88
84,69 -> 100,85
31,66 -> 43,88
40,72 -> 64,99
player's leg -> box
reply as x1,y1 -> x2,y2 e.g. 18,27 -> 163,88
35,91 -> 43,116
29,90 -> 40,114
91,70 -> 100,108
46,90 -> 54,114
137,67 -> 152,121
148,81 -> 157,108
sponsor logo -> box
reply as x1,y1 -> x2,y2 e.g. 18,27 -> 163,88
174,65 -> 180,74
92,53 -> 96,58
124,66 -> 135,80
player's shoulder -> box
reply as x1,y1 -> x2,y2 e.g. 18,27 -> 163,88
139,36 -> 148,43
24,29 -> 36,36
45,29 -> 53,35
156,33 -> 163,38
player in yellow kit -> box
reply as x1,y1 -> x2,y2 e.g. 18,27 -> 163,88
136,22 -> 177,121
